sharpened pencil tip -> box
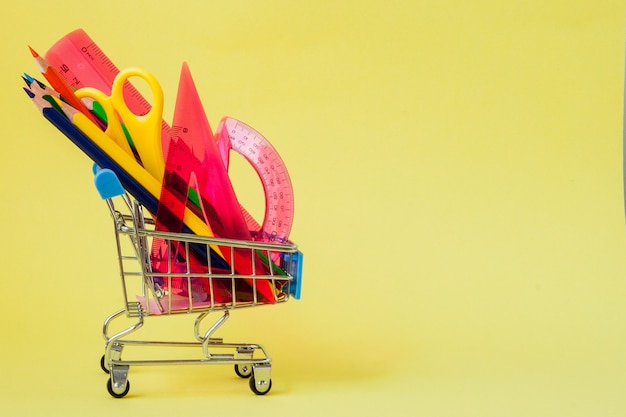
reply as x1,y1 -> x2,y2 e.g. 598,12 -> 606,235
28,45 -> 39,57
23,87 -> 35,98
23,73 -> 34,83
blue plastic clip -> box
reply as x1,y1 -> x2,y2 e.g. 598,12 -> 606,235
93,164 -> 125,200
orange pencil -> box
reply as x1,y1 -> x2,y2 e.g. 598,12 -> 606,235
29,46 -> 103,128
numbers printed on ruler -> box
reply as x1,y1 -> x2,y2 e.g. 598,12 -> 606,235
46,30 -> 155,117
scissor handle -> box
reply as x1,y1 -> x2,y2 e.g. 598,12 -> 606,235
75,87 -> 134,156
110,67 -> 165,181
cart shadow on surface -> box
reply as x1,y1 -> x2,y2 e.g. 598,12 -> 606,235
102,338 -> 392,399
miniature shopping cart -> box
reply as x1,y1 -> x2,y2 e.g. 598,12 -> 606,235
95,169 -> 303,398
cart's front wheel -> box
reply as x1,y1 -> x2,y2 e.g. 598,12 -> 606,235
107,378 -> 130,398
100,355 -> 110,374
249,375 -> 272,395
235,364 -> 253,378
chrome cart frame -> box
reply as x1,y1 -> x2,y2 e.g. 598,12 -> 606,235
99,188 -> 302,397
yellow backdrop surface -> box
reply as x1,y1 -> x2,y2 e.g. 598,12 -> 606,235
0,1 -> 625,416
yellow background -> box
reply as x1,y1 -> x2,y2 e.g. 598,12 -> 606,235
1,1 -> 625,415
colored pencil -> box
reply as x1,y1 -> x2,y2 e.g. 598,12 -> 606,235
29,46 -> 105,129
24,73 -> 138,160
25,78 -> 221,245
23,86 -> 51,111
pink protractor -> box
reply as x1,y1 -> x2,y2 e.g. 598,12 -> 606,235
215,117 -> 295,245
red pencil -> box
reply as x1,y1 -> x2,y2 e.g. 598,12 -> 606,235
29,45 -> 103,128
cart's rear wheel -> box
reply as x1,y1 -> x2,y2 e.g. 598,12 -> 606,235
107,378 -> 130,398
100,355 -> 110,374
249,375 -> 272,395
235,364 -> 253,378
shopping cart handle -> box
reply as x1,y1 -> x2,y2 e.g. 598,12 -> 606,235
93,165 -> 126,199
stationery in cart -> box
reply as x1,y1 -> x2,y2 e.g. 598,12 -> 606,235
22,28 -> 304,398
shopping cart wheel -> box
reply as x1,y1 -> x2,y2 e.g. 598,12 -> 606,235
100,355 -> 110,374
107,378 -> 130,398
249,375 -> 272,395
234,364 -> 253,378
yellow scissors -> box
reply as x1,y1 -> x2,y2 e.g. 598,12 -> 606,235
75,68 -> 165,181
